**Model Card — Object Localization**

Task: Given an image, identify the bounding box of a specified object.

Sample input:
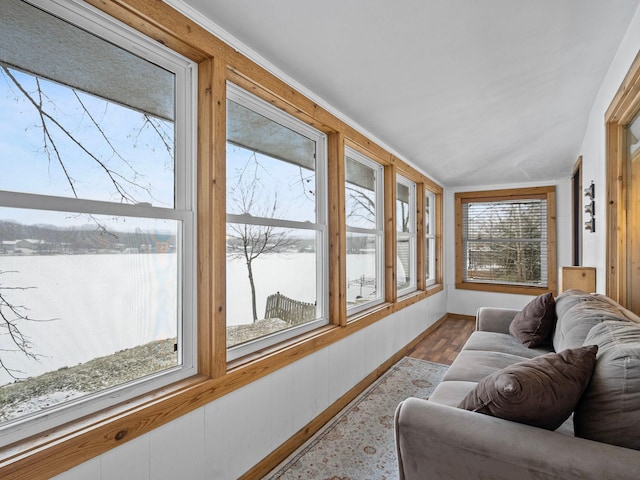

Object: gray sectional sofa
[394,289,640,480]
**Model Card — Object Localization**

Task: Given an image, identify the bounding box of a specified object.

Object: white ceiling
[174,0,640,187]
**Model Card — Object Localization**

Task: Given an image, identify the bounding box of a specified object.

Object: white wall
[52,291,446,480]
[445,179,572,316]
[579,5,640,292]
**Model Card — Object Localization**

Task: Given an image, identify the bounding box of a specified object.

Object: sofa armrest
[475,307,519,333]
[395,398,640,480]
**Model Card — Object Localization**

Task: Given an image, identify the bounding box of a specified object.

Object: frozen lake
[0,252,377,386]
[0,253,177,386]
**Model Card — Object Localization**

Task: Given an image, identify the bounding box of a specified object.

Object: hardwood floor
[408,314,476,365]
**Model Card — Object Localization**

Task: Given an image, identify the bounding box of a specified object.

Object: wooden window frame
[455,186,557,295]
[424,189,437,287]
[0,1,444,478]
[344,143,386,316]
[396,173,418,296]
[224,82,330,361]
[0,0,199,452]
[605,51,640,306]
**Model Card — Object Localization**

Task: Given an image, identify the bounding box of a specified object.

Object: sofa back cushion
[592,294,640,324]
[553,290,628,352]
[574,321,640,450]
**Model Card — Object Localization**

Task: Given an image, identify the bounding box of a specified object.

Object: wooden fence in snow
[264,292,316,326]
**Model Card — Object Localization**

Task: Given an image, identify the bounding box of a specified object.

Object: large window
[226,83,328,360]
[396,175,417,296]
[425,189,437,286]
[0,0,196,445]
[345,147,384,314]
[455,187,556,294]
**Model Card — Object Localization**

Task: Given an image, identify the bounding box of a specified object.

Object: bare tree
[227,152,296,322]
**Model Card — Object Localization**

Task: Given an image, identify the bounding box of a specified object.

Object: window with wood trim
[345,146,384,314]
[425,189,437,286]
[225,83,328,360]
[0,0,197,446]
[396,175,417,296]
[455,187,556,294]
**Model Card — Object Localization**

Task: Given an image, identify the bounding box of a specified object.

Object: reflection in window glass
[227,99,315,223]
[396,182,411,233]
[226,85,327,358]
[345,156,377,230]
[346,232,378,304]
[345,149,383,312]
[0,67,175,206]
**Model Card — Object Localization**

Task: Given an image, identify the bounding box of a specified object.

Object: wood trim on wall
[571,156,583,266]
[416,186,426,291]
[455,186,557,296]
[606,50,640,306]
[328,132,347,327]
[384,163,398,303]
[434,185,444,286]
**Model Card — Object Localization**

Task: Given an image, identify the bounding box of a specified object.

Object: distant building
[1,240,16,253]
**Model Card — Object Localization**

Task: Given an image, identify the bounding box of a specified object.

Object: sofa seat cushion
[442,349,531,383]
[459,346,598,430]
[575,321,640,450]
[429,380,478,407]
[463,331,552,359]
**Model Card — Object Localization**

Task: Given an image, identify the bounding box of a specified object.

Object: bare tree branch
[2,65,159,205]
[0,271,55,381]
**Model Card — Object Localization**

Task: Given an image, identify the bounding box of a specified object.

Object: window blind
[462,198,547,286]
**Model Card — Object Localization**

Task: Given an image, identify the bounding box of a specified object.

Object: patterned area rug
[264,357,448,480]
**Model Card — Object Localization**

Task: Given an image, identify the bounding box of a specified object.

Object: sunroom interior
[2,0,640,478]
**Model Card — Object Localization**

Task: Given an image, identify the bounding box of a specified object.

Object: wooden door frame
[606,51,640,306]
[572,156,583,266]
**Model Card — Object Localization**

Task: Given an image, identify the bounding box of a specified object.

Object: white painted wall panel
[54,457,101,480]
[203,388,238,479]
[101,435,150,480]
[268,363,295,449]
[149,410,206,480]
[52,292,444,480]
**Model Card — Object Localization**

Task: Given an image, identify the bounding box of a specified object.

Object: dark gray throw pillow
[459,345,598,430]
[509,292,556,347]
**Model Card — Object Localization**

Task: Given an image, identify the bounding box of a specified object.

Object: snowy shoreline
[0,338,176,422]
